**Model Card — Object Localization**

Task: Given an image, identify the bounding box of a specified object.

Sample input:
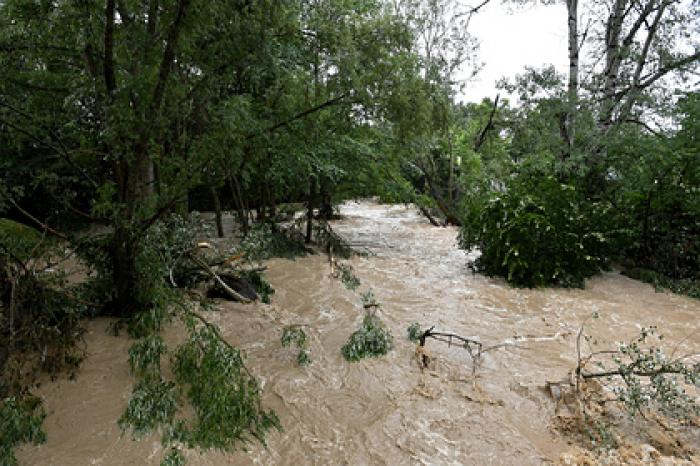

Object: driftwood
[188,253,252,303]
[207,274,259,301]
[419,326,484,373]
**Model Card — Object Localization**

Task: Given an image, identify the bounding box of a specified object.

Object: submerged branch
[187,252,252,303]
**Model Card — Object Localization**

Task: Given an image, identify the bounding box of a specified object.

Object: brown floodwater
[17,201,700,465]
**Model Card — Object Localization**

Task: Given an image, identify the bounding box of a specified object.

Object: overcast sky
[459,1,569,103]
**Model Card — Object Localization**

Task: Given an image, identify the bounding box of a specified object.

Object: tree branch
[474,94,499,152]
[187,253,252,303]
[248,93,349,140]
[7,198,69,241]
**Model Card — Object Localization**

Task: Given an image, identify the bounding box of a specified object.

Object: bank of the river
[18,201,700,465]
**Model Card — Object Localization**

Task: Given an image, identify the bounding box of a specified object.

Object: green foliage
[172,323,281,450]
[341,313,393,362]
[623,267,700,300]
[281,326,311,366]
[128,335,167,378]
[607,96,700,284]
[0,395,46,466]
[118,377,178,439]
[607,327,699,420]
[582,414,618,451]
[0,216,85,462]
[314,221,356,258]
[161,448,185,466]
[239,223,309,261]
[360,289,378,307]
[407,322,423,343]
[0,219,44,261]
[0,246,86,397]
[296,349,311,367]
[459,176,614,287]
[579,323,700,428]
[119,310,281,461]
[337,263,360,291]
[145,213,211,290]
[111,213,209,338]
[242,270,275,304]
[114,216,281,461]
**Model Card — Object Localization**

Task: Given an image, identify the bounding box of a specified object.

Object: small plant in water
[582,414,618,451]
[281,326,311,366]
[407,322,423,343]
[337,263,360,291]
[342,313,393,362]
[243,270,275,304]
[361,288,378,307]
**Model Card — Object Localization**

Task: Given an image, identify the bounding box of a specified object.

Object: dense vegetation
[0,0,698,463]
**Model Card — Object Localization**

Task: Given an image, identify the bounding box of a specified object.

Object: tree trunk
[265,180,276,219]
[111,224,139,317]
[228,175,249,237]
[447,131,455,204]
[319,182,333,220]
[210,185,224,238]
[565,0,579,155]
[305,177,316,243]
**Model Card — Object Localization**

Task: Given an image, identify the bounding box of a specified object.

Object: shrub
[459,176,614,287]
[407,322,422,342]
[342,313,393,362]
[0,219,45,261]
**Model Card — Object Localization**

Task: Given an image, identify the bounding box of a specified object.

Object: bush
[341,313,393,362]
[459,176,614,287]
[407,322,422,342]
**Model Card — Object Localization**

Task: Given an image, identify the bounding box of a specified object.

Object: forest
[0,0,699,464]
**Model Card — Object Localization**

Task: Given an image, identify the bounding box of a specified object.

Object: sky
[459,1,569,103]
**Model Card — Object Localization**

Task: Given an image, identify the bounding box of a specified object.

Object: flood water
[18,201,700,465]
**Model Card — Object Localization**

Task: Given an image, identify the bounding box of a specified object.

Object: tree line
[0,0,698,463]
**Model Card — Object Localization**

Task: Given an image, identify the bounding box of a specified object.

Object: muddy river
[17,201,700,465]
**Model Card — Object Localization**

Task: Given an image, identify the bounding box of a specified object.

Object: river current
[18,201,700,465]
